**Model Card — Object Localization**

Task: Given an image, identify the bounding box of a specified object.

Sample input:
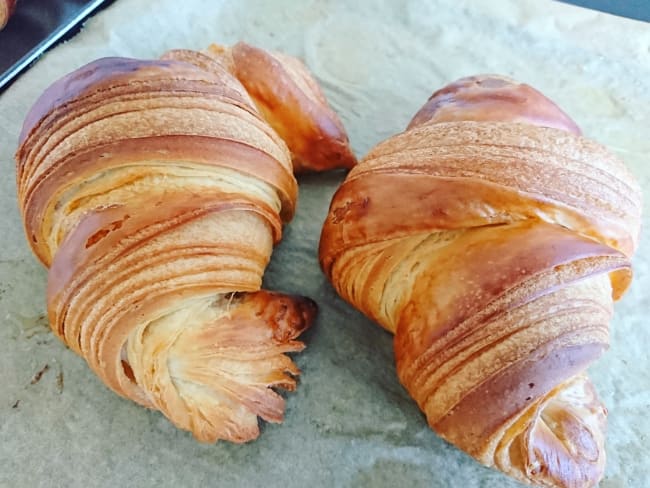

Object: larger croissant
[16,43,354,442]
[320,75,642,487]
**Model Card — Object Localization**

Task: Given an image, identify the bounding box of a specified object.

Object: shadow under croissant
[318,75,641,487]
[15,42,356,443]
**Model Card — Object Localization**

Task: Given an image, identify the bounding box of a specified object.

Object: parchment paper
[1,1,648,486]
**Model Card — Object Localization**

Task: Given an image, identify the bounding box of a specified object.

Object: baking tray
[0,0,115,92]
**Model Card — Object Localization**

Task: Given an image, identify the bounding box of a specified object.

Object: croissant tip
[408,73,582,135]
[291,294,318,327]
[240,290,318,342]
[121,290,314,444]
[228,40,356,173]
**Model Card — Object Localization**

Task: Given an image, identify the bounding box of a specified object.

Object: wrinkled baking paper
[1,1,648,486]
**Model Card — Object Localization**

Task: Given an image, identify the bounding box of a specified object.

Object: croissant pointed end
[236,289,318,342]
[488,375,607,488]
[125,291,316,444]
[282,293,318,335]
[230,41,356,172]
[522,378,606,488]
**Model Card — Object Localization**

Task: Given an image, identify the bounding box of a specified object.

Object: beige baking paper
[1,0,648,486]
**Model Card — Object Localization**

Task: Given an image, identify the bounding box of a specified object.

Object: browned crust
[161,48,251,103]
[392,222,630,369]
[320,123,641,277]
[408,74,581,134]
[15,57,265,189]
[46,192,282,313]
[231,41,357,172]
[433,342,604,455]
[19,58,200,145]
[16,57,262,174]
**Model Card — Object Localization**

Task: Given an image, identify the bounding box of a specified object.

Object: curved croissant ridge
[319,74,641,487]
[15,51,330,443]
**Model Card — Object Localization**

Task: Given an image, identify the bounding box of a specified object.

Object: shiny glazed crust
[319,75,642,487]
[16,55,320,443]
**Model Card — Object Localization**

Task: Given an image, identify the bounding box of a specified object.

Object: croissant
[14,42,355,442]
[0,0,16,29]
[319,75,642,487]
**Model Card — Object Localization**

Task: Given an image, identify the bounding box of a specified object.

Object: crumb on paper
[56,370,64,393]
[24,313,49,339]
[30,364,50,385]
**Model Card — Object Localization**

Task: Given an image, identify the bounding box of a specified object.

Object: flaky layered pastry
[0,0,16,29]
[14,45,354,442]
[320,75,642,487]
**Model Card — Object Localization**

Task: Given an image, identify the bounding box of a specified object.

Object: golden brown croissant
[0,0,16,29]
[15,53,326,443]
[319,75,642,487]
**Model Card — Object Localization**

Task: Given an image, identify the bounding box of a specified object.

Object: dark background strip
[560,0,650,22]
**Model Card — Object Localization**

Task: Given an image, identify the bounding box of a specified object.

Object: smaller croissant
[16,41,354,443]
[0,0,16,29]
[320,75,642,487]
